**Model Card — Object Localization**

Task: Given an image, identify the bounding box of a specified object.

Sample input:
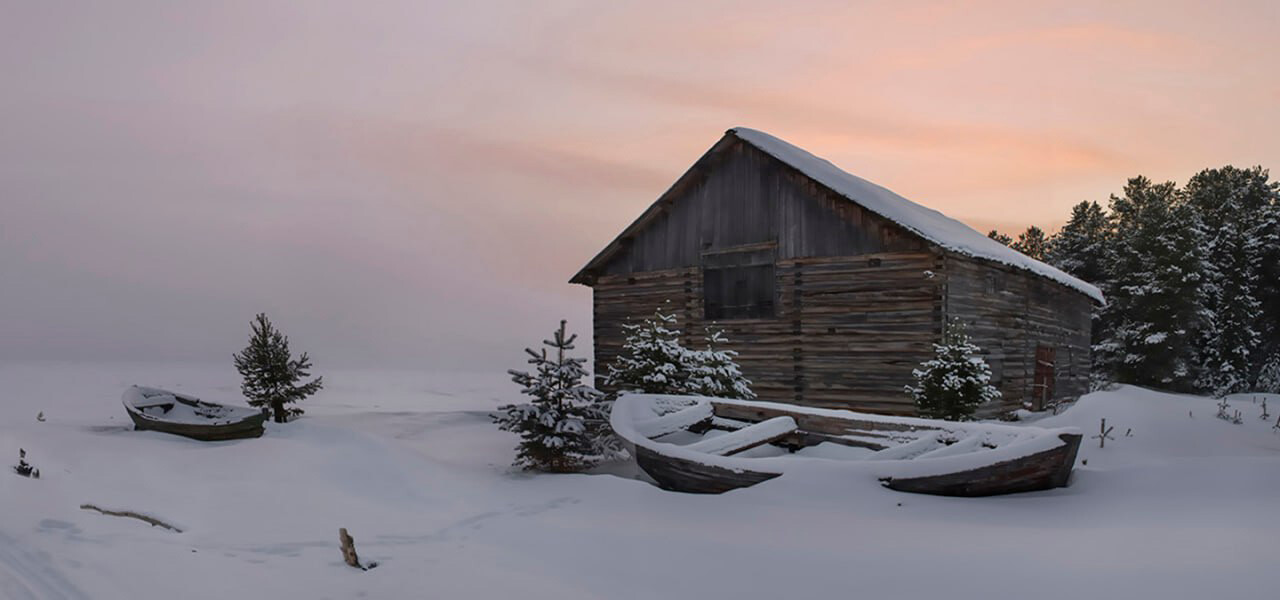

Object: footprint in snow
[513,497,581,517]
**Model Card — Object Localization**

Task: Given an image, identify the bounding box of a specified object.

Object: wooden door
[1033,346,1056,410]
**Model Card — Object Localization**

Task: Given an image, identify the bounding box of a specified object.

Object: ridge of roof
[727,127,1103,302]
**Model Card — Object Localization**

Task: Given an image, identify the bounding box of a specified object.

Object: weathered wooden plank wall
[600,140,921,276]
[942,255,1093,414]
[592,250,942,415]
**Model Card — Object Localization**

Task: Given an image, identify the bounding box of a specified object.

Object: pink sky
[3,1,1277,366]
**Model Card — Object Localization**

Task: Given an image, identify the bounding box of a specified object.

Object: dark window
[985,272,1005,294]
[704,264,776,320]
[988,356,1004,386]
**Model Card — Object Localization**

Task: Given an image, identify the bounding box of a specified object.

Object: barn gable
[572,128,1102,305]
[570,132,925,285]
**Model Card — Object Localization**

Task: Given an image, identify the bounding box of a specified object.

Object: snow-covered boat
[122,386,267,441]
[610,394,1083,496]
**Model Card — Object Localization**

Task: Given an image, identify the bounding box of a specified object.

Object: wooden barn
[570,128,1103,416]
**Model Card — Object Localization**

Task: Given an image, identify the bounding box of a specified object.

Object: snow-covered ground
[2,362,1278,600]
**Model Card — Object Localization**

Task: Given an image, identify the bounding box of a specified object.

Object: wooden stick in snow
[1092,418,1115,449]
[339,528,361,569]
[79,504,182,532]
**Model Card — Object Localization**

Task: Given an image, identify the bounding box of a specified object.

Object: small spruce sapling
[605,305,755,400]
[13,448,39,478]
[905,319,1002,421]
[232,313,324,423]
[495,320,612,473]
[683,326,756,400]
[605,306,690,395]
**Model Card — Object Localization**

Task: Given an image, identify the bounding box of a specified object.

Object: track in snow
[0,533,90,600]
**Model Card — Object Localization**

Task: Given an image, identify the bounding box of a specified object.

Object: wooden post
[339,528,360,569]
[1092,418,1114,449]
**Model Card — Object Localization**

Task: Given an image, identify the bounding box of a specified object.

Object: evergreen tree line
[988,166,1280,396]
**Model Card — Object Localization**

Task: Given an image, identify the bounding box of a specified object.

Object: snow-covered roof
[729,127,1104,302]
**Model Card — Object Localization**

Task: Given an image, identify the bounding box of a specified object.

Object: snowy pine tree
[1185,166,1277,393]
[683,327,756,400]
[906,319,1002,421]
[495,320,610,473]
[1255,193,1280,381]
[232,313,323,423]
[1098,177,1205,391]
[1194,216,1260,396]
[1011,225,1049,260]
[1257,354,1280,394]
[1046,201,1111,285]
[987,229,1013,246]
[605,305,755,399]
[1046,200,1113,384]
[604,306,691,395]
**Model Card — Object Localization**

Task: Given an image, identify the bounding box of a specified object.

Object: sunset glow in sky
[3,1,1278,367]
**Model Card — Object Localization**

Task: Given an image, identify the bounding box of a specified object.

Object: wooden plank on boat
[710,400,936,437]
[684,416,797,456]
[633,403,714,438]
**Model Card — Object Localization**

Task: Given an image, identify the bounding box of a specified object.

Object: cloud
[528,58,1132,180]
[2,1,1277,368]
[884,22,1199,71]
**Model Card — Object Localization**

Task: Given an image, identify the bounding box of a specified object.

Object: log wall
[598,139,923,277]
[942,255,1093,414]
[592,251,943,415]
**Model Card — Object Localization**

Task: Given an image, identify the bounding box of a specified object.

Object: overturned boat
[122,386,267,441]
[610,394,1082,496]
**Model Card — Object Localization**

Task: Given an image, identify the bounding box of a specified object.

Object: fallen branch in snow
[79,504,182,532]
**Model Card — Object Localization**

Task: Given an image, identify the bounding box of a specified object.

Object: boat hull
[635,445,780,494]
[122,386,267,441]
[125,408,267,441]
[614,395,1084,497]
[880,432,1082,497]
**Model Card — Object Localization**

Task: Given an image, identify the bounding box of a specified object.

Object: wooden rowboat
[610,394,1082,496]
[122,386,267,441]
